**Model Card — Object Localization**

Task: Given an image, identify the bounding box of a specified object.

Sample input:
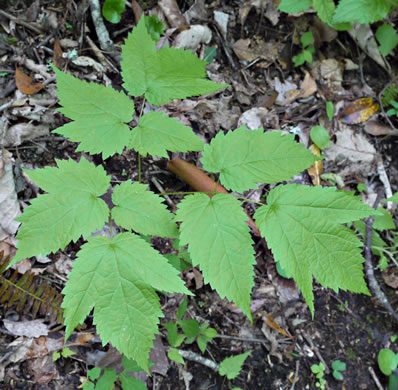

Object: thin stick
[289,359,300,390]
[0,10,43,35]
[365,192,398,323]
[176,349,219,372]
[368,366,384,390]
[87,0,121,62]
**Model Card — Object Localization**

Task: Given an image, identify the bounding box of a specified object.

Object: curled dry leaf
[339,98,379,124]
[158,0,186,28]
[174,25,212,50]
[52,37,64,69]
[15,68,45,95]
[308,144,323,186]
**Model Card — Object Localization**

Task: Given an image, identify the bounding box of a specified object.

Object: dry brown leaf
[15,67,45,95]
[266,315,292,338]
[158,0,186,28]
[364,119,398,136]
[308,144,323,186]
[52,37,64,69]
[131,0,143,24]
[339,98,379,124]
[382,268,398,289]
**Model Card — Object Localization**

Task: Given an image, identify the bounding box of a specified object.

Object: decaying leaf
[308,144,323,186]
[15,68,45,95]
[339,98,379,124]
[265,314,292,338]
[364,119,398,136]
[0,150,20,241]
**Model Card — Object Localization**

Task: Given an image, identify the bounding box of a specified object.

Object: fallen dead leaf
[364,119,398,136]
[308,144,323,186]
[158,0,186,28]
[265,314,292,338]
[238,107,269,129]
[174,25,212,50]
[339,98,379,124]
[349,23,387,70]
[52,37,64,69]
[382,268,398,289]
[15,67,45,95]
[131,0,143,24]
[4,123,49,147]
[0,149,20,241]
[3,319,49,338]
[325,126,376,165]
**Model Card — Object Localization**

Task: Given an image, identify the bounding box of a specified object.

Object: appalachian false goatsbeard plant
[10,17,379,371]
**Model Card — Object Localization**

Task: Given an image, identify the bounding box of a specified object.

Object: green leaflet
[129,111,204,158]
[11,159,110,266]
[385,192,398,203]
[218,351,252,380]
[112,181,178,238]
[102,0,125,23]
[62,233,191,372]
[53,68,134,158]
[333,0,392,24]
[312,0,335,25]
[201,127,319,192]
[176,193,255,320]
[254,184,380,315]
[121,17,228,105]
[278,0,311,13]
[376,23,398,57]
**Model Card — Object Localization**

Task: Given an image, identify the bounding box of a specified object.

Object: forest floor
[0,0,398,389]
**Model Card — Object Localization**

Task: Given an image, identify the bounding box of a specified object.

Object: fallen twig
[368,366,384,390]
[88,0,121,63]
[365,191,398,323]
[176,349,219,372]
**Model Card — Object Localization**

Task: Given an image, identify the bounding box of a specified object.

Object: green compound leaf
[12,158,110,266]
[129,111,204,158]
[62,233,191,371]
[312,0,336,25]
[112,181,178,238]
[218,350,252,380]
[254,185,379,315]
[176,193,255,320]
[53,67,134,158]
[376,23,398,57]
[278,0,311,13]
[333,0,392,24]
[121,17,228,105]
[102,0,125,23]
[201,127,319,192]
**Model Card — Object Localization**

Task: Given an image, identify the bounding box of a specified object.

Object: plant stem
[137,96,146,184]
[109,210,113,238]
[138,152,141,183]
